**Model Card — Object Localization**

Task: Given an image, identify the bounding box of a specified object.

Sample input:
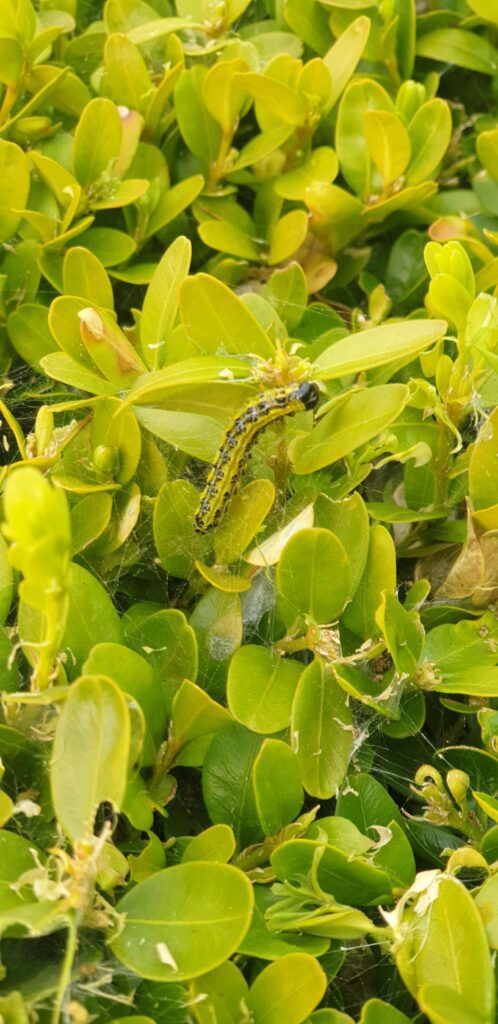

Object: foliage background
[2,0,498,1022]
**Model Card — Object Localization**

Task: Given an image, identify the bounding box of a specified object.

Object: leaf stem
[52,913,78,1024]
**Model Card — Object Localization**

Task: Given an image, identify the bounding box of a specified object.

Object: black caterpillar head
[294,381,320,410]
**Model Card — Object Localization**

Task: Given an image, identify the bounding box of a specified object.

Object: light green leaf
[111,861,254,981]
[202,722,263,847]
[291,658,352,799]
[290,384,409,473]
[182,824,236,864]
[235,72,307,126]
[277,528,352,627]
[104,32,151,110]
[268,210,309,266]
[63,247,114,310]
[0,140,30,243]
[180,273,274,357]
[189,962,248,1024]
[313,319,447,379]
[0,37,23,86]
[227,645,303,734]
[336,78,394,199]
[72,97,122,187]
[364,110,411,186]
[395,876,495,1023]
[406,99,452,186]
[40,352,116,396]
[254,739,303,835]
[245,954,327,1024]
[51,674,130,841]
[324,16,371,112]
[175,66,221,163]
[140,236,191,370]
[342,524,396,639]
[416,28,498,74]
[154,480,211,579]
[284,0,332,56]
[145,175,205,238]
[419,984,490,1024]
[198,219,261,261]
[467,0,498,26]
[215,479,276,564]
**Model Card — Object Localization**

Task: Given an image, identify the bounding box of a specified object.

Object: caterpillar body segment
[193,381,320,534]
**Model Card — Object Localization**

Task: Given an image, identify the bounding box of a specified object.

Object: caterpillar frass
[193,380,320,534]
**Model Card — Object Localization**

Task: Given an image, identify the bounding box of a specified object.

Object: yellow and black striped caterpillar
[193,381,320,534]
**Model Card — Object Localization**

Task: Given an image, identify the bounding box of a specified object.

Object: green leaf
[189,962,248,1024]
[238,886,330,960]
[72,97,122,187]
[253,738,303,835]
[203,59,248,133]
[180,273,274,357]
[291,658,352,799]
[395,876,495,1022]
[0,140,30,243]
[145,175,205,238]
[63,247,114,309]
[336,773,404,830]
[473,790,498,824]
[198,219,261,262]
[171,678,231,749]
[364,110,411,187]
[323,16,371,111]
[272,838,392,906]
[342,524,396,639]
[20,562,123,678]
[7,304,57,367]
[214,478,276,564]
[175,66,222,163]
[0,37,23,86]
[277,528,352,627]
[284,0,332,56]
[236,72,307,126]
[406,99,452,186]
[467,0,498,26]
[290,384,409,473]
[51,674,130,841]
[314,493,369,598]
[136,407,222,462]
[359,1001,412,1024]
[140,236,191,369]
[375,592,424,676]
[0,535,13,627]
[40,352,116,395]
[313,319,446,379]
[227,645,303,734]
[336,79,394,199]
[419,985,490,1024]
[154,479,211,579]
[82,642,167,754]
[202,722,263,847]
[104,32,151,110]
[268,210,309,266]
[70,492,113,554]
[475,873,498,948]
[124,607,197,713]
[111,861,254,981]
[416,28,498,74]
[245,954,327,1024]
[469,408,498,511]
[76,226,137,266]
[182,824,236,864]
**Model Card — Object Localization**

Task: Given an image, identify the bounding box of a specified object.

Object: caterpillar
[193,380,320,534]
